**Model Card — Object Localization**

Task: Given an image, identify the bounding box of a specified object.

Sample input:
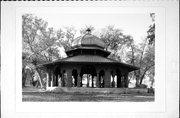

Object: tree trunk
[36,69,44,88]
[139,73,146,85]
[22,67,26,87]
[139,66,153,85]
[136,38,147,87]
[135,70,140,87]
[150,78,154,88]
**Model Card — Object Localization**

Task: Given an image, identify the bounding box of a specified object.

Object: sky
[35,13,152,44]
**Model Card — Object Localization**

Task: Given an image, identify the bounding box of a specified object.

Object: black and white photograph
[22,13,155,102]
[1,1,179,118]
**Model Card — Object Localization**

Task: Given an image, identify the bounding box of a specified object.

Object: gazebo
[37,29,139,89]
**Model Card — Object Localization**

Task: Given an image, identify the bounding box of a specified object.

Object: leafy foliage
[22,14,65,64]
[22,14,155,88]
[22,14,65,88]
[147,13,155,45]
[61,27,76,51]
[100,26,134,61]
[136,39,155,86]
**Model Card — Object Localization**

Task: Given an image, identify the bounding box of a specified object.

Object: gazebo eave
[37,59,139,72]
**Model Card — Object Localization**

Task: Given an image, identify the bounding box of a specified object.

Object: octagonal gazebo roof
[71,29,106,49]
[37,28,139,72]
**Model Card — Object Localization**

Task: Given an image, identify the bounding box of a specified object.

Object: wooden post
[62,71,66,87]
[92,76,94,88]
[104,70,111,88]
[66,69,72,87]
[80,75,83,87]
[87,74,89,87]
[48,71,51,87]
[117,74,121,88]
[74,76,77,87]
[77,71,81,87]
[58,75,61,87]
[64,71,68,87]
[112,76,115,88]
[51,73,53,87]
[96,73,100,88]
[124,73,129,88]
[46,72,49,89]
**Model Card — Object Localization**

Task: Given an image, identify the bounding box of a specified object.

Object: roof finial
[86,28,91,34]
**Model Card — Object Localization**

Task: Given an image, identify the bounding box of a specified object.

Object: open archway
[111,71,117,88]
[99,70,105,88]
[54,66,62,87]
[72,69,78,87]
[80,65,97,88]
[116,68,122,88]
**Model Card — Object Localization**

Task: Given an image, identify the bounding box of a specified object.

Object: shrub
[137,84,147,88]
[148,87,154,94]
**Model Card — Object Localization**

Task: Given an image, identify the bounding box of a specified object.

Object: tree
[100,26,134,61]
[133,13,156,87]
[124,40,139,84]
[22,14,64,88]
[124,36,155,87]
[22,14,46,88]
[147,13,155,45]
[60,26,76,51]
[22,14,155,88]
[134,38,155,87]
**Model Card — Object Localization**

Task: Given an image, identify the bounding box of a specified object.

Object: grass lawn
[22,92,154,102]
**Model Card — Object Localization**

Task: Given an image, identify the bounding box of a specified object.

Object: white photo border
[15,5,166,113]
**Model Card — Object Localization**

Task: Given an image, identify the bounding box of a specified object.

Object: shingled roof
[71,34,106,49]
[37,29,139,72]
[37,55,139,72]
